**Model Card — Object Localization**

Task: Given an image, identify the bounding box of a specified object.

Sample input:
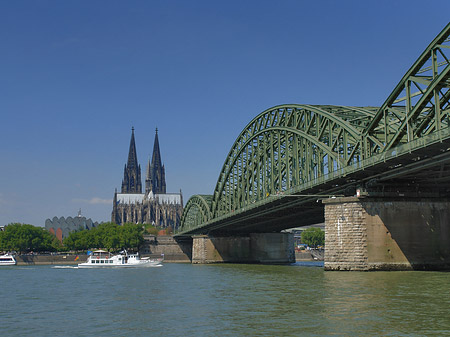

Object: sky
[1,1,449,226]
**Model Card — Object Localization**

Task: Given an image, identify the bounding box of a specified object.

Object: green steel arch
[179,194,212,232]
[209,104,376,218]
[364,22,450,154]
[179,23,450,235]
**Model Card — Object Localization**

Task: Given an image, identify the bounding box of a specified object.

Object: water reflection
[322,271,450,335]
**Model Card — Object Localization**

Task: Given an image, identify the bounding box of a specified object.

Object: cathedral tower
[145,128,166,194]
[112,127,182,228]
[121,127,142,194]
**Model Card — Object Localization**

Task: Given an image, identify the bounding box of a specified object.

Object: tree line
[0,222,158,254]
[1,221,325,254]
[63,222,143,252]
[0,223,61,253]
[301,227,325,248]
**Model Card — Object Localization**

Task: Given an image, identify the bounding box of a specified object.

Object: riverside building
[45,210,100,243]
[111,128,183,229]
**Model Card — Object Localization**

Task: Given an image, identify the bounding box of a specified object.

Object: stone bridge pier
[191,233,295,264]
[323,196,450,271]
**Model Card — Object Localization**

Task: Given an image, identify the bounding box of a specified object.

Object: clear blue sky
[1,1,449,226]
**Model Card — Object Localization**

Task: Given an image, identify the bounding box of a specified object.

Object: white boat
[78,250,163,268]
[0,254,17,266]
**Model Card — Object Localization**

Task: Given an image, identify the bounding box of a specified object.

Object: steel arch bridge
[178,23,450,236]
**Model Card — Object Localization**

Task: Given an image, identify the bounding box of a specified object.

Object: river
[1,262,449,336]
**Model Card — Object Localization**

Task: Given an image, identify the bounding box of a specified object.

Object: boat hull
[0,255,17,266]
[77,250,163,268]
[0,262,16,266]
[78,260,162,268]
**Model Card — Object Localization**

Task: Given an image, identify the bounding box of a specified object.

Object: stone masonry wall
[324,198,368,271]
[191,233,294,264]
[192,235,208,263]
[324,197,450,271]
[140,235,191,262]
[16,254,88,265]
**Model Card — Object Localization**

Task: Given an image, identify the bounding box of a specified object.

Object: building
[45,210,100,243]
[111,128,183,229]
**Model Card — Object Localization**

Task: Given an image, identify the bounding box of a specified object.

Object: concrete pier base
[192,233,295,264]
[323,197,450,271]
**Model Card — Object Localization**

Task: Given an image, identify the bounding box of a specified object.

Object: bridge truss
[179,23,450,236]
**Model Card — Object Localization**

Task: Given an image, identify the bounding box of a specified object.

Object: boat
[78,250,163,268]
[0,254,17,266]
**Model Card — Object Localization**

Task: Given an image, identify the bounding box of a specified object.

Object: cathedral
[111,128,183,229]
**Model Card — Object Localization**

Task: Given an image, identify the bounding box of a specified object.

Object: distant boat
[0,254,17,266]
[78,250,163,268]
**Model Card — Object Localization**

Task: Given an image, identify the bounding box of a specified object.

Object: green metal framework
[180,195,212,232]
[364,23,450,153]
[210,104,375,218]
[179,23,450,235]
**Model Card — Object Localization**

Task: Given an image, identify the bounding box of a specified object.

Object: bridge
[177,23,450,270]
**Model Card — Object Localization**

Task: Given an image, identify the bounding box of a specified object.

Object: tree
[143,223,159,236]
[301,227,325,248]
[0,223,61,253]
[120,223,144,250]
[63,230,89,251]
[62,222,144,252]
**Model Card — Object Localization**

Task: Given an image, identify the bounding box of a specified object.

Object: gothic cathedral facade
[111,128,183,229]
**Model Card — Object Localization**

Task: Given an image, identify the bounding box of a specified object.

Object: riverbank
[15,252,188,265]
[16,254,87,265]
[295,250,324,261]
[14,248,321,265]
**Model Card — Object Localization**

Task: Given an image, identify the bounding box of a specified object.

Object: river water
[1,262,450,336]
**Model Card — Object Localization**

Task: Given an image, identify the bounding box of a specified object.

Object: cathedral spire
[121,127,142,193]
[145,156,151,194]
[146,128,166,194]
[152,128,162,169]
[127,127,138,169]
